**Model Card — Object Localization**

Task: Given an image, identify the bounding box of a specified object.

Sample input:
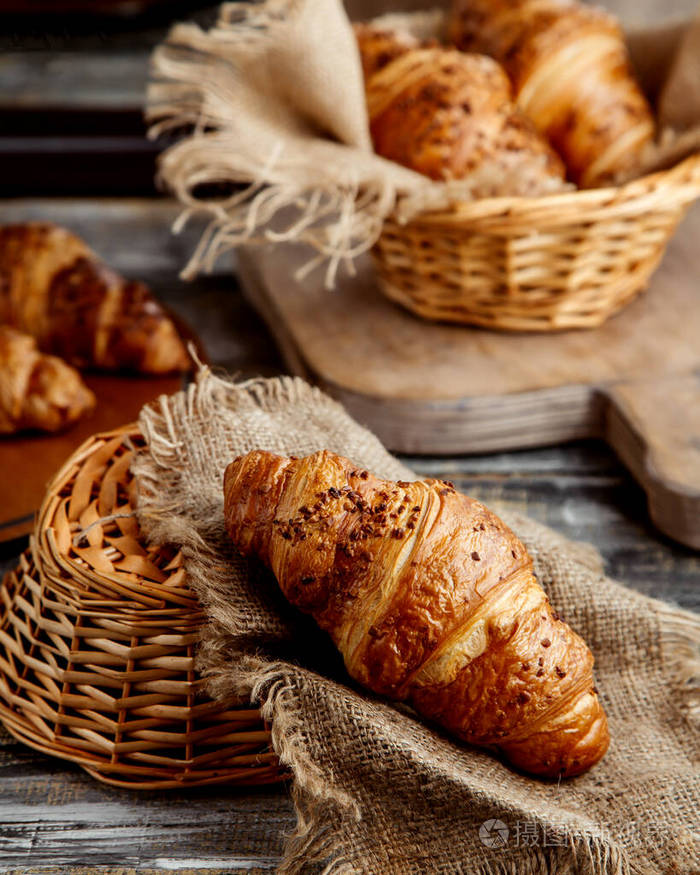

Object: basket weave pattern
[372,154,700,331]
[0,426,282,789]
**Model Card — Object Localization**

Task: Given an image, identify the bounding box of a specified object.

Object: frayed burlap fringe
[197,642,636,875]
[146,0,417,286]
[657,604,700,722]
[133,368,700,875]
[146,0,568,287]
[201,645,362,875]
[146,1,700,285]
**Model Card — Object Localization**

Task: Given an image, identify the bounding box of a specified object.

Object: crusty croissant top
[224,449,609,778]
[0,223,190,373]
[448,0,654,186]
[354,23,565,188]
[0,325,95,434]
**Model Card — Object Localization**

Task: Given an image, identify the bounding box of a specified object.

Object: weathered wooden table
[0,198,698,873]
[1,1,699,869]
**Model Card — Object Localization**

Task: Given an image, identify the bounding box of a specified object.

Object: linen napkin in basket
[147,0,700,286]
[132,369,699,875]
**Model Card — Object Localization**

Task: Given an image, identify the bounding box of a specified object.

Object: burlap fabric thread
[132,369,699,875]
[146,0,700,286]
[145,0,574,286]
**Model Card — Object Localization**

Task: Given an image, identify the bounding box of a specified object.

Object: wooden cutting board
[236,202,700,549]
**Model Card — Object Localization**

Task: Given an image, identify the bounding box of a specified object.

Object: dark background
[1,0,696,195]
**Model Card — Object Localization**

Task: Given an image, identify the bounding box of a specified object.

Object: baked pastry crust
[448,0,655,186]
[224,448,610,778]
[0,223,190,374]
[355,24,566,187]
[0,325,95,433]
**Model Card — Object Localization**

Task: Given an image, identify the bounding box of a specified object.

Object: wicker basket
[372,153,700,331]
[0,425,283,789]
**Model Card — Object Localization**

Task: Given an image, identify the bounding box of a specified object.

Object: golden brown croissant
[0,223,190,374]
[448,0,655,187]
[0,325,95,434]
[354,24,566,189]
[354,21,428,80]
[224,449,609,778]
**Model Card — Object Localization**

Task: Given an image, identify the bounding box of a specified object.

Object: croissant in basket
[354,23,566,194]
[0,223,190,374]
[224,449,609,778]
[448,0,655,187]
[0,325,95,434]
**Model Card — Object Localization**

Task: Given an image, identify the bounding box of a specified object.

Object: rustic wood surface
[1,4,698,872]
[0,0,695,196]
[236,197,700,548]
[604,374,700,548]
[237,216,700,404]
[0,198,698,873]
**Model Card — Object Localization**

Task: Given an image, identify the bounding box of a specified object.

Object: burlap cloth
[147,0,700,286]
[132,369,700,875]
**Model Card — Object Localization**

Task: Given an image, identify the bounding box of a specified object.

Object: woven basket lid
[0,425,282,789]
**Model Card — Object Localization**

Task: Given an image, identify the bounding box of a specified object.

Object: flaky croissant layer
[448,0,655,186]
[354,23,566,190]
[0,325,95,433]
[224,449,609,778]
[0,223,190,374]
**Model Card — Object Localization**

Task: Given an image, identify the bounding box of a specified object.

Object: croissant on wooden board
[354,23,567,193]
[448,0,655,187]
[0,325,95,434]
[224,449,610,779]
[0,223,190,374]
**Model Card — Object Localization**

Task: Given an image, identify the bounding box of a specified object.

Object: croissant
[448,0,655,187]
[0,325,95,434]
[354,24,566,191]
[0,223,190,374]
[224,449,609,778]
[354,21,427,81]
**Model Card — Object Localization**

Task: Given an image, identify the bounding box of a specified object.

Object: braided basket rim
[396,153,700,228]
[373,152,700,331]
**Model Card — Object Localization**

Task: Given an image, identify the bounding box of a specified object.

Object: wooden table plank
[0,198,697,873]
[412,447,700,611]
[0,728,291,871]
[0,1,694,115]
